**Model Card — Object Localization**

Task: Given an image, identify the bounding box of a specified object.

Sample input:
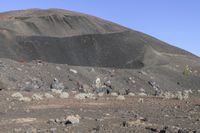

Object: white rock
[138,98,144,103]
[140,71,147,75]
[56,66,61,70]
[74,93,87,100]
[44,93,54,99]
[98,92,104,97]
[105,113,110,116]
[175,91,184,100]
[116,95,125,100]
[139,88,145,92]
[95,78,101,89]
[75,93,96,100]
[129,77,136,84]
[182,92,189,100]
[128,92,135,96]
[51,89,62,94]
[59,92,69,99]
[12,92,23,99]
[161,92,175,99]
[16,68,22,71]
[198,90,200,93]
[184,89,193,94]
[111,92,118,97]
[168,91,189,100]
[107,80,111,84]
[66,115,80,124]
[69,69,78,74]
[32,94,43,101]
[19,97,31,102]
[138,92,147,96]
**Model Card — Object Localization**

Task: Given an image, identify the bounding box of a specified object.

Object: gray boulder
[51,78,64,90]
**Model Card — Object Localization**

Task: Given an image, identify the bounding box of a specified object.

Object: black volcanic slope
[0,9,199,69]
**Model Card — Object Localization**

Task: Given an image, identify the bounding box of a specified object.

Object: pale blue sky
[1,0,199,56]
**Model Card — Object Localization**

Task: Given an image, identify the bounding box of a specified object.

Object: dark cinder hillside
[0,8,200,91]
[0,9,198,68]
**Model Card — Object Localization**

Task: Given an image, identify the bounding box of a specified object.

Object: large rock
[50,78,64,90]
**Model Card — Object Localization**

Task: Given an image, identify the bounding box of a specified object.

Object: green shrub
[183,65,192,76]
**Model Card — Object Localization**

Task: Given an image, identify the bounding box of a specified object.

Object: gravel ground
[0,90,200,133]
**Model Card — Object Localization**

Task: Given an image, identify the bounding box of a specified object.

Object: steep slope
[0,9,198,69]
[0,9,200,92]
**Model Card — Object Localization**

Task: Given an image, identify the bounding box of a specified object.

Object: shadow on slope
[0,31,197,69]
[0,31,145,69]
